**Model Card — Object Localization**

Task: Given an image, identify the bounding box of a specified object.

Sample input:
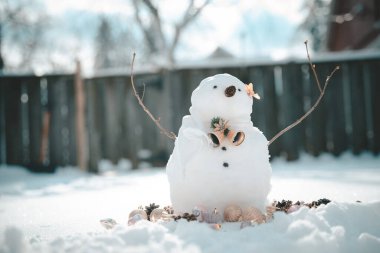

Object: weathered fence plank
[124,79,140,168]
[27,77,42,166]
[47,77,64,167]
[4,78,23,165]
[74,63,87,170]
[0,77,6,164]
[368,59,380,154]
[324,62,347,155]
[262,66,281,158]
[20,80,30,165]
[115,77,128,162]
[103,78,120,163]
[95,79,108,161]
[85,79,102,172]
[132,73,165,163]
[304,63,328,156]
[348,61,368,154]
[279,63,304,160]
[145,78,165,162]
[248,67,266,131]
[136,75,154,153]
[168,70,185,133]
[47,76,76,168]
[66,77,77,165]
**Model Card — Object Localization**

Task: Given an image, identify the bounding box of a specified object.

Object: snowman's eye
[238,88,241,92]
[213,85,217,89]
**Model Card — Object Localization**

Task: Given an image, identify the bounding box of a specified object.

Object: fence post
[85,79,101,172]
[75,61,88,171]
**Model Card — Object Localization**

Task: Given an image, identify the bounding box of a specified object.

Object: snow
[1,152,380,253]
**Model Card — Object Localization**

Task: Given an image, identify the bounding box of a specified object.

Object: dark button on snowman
[166,74,271,214]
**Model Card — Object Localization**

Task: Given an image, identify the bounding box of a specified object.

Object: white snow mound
[0,152,380,253]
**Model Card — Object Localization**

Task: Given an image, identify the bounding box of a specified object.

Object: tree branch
[132,0,156,53]
[140,0,166,51]
[169,0,211,61]
[141,0,159,18]
[132,0,166,54]
[130,53,177,140]
[268,41,340,146]
[182,0,211,28]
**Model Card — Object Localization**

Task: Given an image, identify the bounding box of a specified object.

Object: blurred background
[0,0,379,173]
[0,0,328,74]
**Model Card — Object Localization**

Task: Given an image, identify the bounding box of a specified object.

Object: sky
[8,0,309,75]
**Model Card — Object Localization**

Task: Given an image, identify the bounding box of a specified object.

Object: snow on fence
[0,53,379,172]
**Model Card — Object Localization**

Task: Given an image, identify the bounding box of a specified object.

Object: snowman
[166,73,271,214]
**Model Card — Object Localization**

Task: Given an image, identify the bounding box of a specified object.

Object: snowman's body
[166,74,271,213]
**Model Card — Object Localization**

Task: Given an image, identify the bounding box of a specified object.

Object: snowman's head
[190,73,253,123]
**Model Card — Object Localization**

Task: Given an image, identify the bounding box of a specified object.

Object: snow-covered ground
[0,152,379,253]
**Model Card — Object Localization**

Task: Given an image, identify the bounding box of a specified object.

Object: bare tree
[132,0,211,64]
[299,0,332,51]
[94,17,114,70]
[0,0,48,71]
[93,15,139,71]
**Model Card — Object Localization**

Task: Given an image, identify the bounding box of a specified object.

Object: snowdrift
[0,153,379,253]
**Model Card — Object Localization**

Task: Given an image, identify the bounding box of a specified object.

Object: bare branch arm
[268,41,340,146]
[305,40,322,93]
[130,53,177,140]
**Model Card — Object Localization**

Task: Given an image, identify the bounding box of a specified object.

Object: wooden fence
[0,75,78,172]
[0,52,379,172]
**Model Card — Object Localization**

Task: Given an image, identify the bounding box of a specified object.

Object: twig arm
[268,41,340,146]
[130,53,177,140]
[305,40,323,93]
[268,66,339,146]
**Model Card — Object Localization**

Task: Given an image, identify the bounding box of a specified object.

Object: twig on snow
[268,41,340,146]
[130,53,177,140]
